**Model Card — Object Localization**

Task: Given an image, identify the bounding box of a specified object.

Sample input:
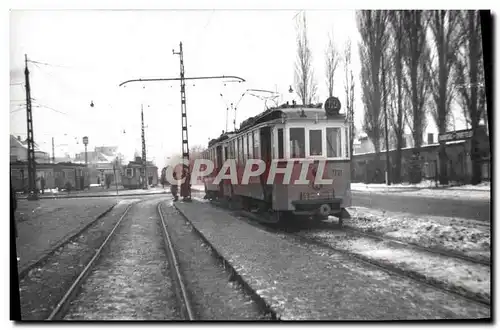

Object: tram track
[47,203,136,320]
[18,202,118,281]
[199,196,490,309]
[38,197,272,320]
[341,225,490,266]
[157,203,195,320]
[45,199,189,320]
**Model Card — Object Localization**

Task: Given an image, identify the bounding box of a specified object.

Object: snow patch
[117,199,141,205]
[351,181,490,201]
[191,184,205,191]
[346,206,490,262]
[306,233,490,303]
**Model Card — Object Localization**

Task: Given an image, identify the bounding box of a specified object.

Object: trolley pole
[141,105,148,190]
[25,54,38,201]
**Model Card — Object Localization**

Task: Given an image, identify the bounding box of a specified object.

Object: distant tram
[200,97,352,226]
[121,157,159,189]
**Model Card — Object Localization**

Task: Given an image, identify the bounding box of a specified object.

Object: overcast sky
[9,6,473,167]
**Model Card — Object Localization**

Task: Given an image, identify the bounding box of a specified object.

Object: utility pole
[141,104,148,190]
[118,52,245,197]
[173,42,191,200]
[25,54,38,200]
[52,137,55,163]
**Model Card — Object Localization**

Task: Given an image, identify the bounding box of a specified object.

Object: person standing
[40,175,45,194]
[180,165,191,201]
[171,170,179,201]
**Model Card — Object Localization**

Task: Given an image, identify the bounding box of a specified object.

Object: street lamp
[83,136,89,165]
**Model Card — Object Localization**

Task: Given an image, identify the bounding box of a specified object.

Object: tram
[200,97,352,225]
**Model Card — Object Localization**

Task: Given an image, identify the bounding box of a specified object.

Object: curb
[18,202,118,279]
[171,202,279,321]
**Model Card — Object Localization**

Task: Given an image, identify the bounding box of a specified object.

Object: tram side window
[248,132,253,159]
[309,129,323,156]
[289,128,305,158]
[238,137,242,163]
[253,130,260,159]
[326,127,342,158]
[277,128,284,159]
[243,134,247,161]
[232,140,236,160]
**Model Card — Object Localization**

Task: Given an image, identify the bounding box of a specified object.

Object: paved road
[351,191,490,222]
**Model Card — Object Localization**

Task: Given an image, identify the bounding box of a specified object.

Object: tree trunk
[394,12,404,184]
[469,11,482,184]
[437,11,449,185]
[382,51,391,185]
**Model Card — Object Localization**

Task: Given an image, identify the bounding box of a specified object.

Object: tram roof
[206,101,347,149]
[238,103,346,132]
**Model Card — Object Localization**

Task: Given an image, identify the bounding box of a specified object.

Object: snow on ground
[352,180,490,190]
[191,184,205,191]
[345,206,490,262]
[117,199,141,205]
[303,232,490,303]
[351,181,491,201]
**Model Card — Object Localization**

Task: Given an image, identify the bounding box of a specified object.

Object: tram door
[216,145,224,196]
[260,127,272,203]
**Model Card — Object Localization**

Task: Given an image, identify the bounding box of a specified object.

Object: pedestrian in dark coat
[180,166,191,201]
[171,171,179,201]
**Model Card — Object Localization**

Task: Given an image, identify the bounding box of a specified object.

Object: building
[121,156,159,189]
[10,161,90,192]
[10,135,50,163]
[74,146,124,185]
[352,126,490,184]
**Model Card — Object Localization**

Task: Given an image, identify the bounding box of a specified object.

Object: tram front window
[289,127,305,158]
[326,127,342,158]
[309,129,323,156]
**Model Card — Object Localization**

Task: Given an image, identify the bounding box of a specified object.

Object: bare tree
[454,10,486,184]
[357,10,390,160]
[428,10,463,184]
[343,38,356,165]
[402,11,431,153]
[386,10,406,183]
[294,12,317,105]
[325,30,341,97]
[381,37,391,184]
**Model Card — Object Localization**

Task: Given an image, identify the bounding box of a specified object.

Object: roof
[10,135,45,152]
[208,131,236,147]
[127,160,158,168]
[10,135,25,149]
